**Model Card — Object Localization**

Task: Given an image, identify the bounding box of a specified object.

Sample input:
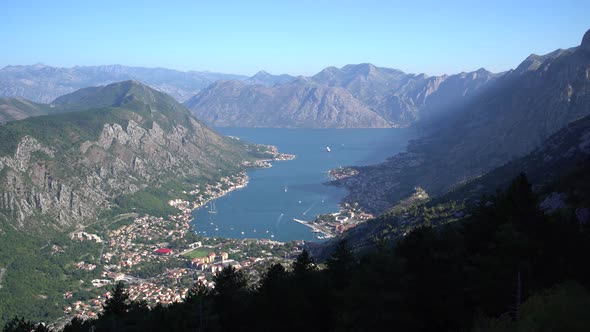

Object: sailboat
[208,201,217,214]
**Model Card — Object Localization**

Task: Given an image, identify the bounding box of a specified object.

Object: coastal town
[293,202,374,239]
[55,144,380,321]
[328,166,359,180]
[60,145,300,319]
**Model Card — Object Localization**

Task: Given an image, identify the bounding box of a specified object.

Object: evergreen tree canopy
[102,282,130,317]
[292,249,316,276]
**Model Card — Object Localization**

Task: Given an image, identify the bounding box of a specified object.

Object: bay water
[191,128,418,242]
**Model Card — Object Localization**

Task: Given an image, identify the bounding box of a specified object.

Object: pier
[292,218,335,239]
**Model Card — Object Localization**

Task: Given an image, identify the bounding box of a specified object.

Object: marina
[292,218,335,239]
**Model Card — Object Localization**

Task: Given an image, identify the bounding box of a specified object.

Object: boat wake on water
[275,213,284,229]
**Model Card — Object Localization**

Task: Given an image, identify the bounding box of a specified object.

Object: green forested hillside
[6,174,590,332]
[0,98,50,123]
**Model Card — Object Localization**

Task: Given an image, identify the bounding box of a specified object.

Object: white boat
[325,146,331,152]
[208,201,217,214]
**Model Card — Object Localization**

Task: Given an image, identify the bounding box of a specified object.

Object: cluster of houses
[126,281,189,305]
[190,251,244,273]
[170,173,250,214]
[75,261,97,271]
[64,299,102,318]
[103,215,191,269]
[71,231,103,243]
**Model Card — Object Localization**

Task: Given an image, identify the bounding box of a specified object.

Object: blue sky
[1,0,588,76]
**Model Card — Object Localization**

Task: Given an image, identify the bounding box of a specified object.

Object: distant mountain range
[184,79,392,128]
[1,62,500,128]
[185,63,499,128]
[0,64,247,103]
[331,29,590,213]
[244,70,297,86]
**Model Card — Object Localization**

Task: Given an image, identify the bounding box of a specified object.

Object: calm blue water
[191,128,418,242]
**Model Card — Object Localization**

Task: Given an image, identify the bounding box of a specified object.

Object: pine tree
[62,317,92,332]
[2,317,36,332]
[292,250,316,276]
[185,282,211,304]
[326,240,355,289]
[102,281,130,317]
[213,266,247,297]
[213,266,250,330]
[259,263,288,293]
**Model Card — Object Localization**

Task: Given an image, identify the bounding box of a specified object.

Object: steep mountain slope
[325,110,590,258]
[185,79,392,128]
[0,81,256,231]
[185,63,499,128]
[331,29,590,213]
[312,64,499,123]
[0,98,50,123]
[0,64,246,103]
[444,114,590,203]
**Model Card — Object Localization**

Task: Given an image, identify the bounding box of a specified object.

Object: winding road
[0,267,6,290]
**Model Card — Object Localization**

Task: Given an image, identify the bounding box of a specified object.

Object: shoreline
[168,147,296,237]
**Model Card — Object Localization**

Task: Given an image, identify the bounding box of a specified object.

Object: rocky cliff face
[0,81,248,231]
[331,29,590,213]
[185,80,392,128]
[185,63,500,128]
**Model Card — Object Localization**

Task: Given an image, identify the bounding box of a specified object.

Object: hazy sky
[1,0,588,76]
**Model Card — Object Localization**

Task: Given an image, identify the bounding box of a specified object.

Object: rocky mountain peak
[353,63,377,75]
[582,28,590,51]
[252,70,270,77]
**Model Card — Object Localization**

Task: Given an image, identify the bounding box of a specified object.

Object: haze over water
[192,128,418,242]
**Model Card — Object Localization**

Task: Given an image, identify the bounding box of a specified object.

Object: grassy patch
[183,248,210,259]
